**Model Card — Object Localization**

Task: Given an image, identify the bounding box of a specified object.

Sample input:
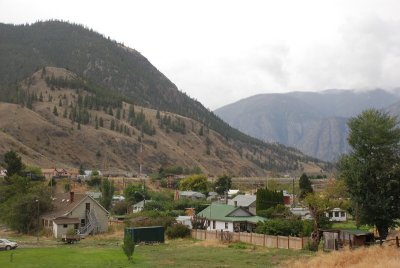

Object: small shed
[323,229,374,250]
[125,226,165,244]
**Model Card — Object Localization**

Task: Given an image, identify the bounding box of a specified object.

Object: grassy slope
[0,239,312,268]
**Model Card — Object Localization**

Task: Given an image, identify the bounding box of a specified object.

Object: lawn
[0,239,313,267]
[331,220,372,231]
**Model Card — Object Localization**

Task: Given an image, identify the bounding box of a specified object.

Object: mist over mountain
[215,89,400,162]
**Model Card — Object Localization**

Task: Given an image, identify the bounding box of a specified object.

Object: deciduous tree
[339,109,400,239]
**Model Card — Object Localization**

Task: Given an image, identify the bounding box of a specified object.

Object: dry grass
[289,246,400,268]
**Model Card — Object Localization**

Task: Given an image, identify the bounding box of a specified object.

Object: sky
[1,0,400,109]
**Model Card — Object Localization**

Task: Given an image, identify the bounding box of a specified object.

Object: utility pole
[36,199,39,243]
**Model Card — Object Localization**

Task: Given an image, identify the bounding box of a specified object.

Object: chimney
[234,201,237,207]
[70,191,74,203]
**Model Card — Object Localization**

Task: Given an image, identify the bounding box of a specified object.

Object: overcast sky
[1,0,400,109]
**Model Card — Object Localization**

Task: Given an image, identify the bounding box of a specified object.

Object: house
[41,192,109,238]
[132,200,152,213]
[85,191,102,200]
[326,208,347,222]
[197,203,266,232]
[283,190,292,206]
[228,195,256,214]
[290,207,312,220]
[42,168,78,180]
[177,191,206,200]
[207,192,219,201]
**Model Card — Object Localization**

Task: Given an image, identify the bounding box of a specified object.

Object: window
[341,211,346,217]
[225,222,228,229]
[213,221,216,229]
[335,211,339,217]
[63,224,68,228]
[81,219,85,227]
[329,212,333,218]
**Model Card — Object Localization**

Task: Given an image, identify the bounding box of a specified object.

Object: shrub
[122,235,135,261]
[166,224,190,239]
[255,218,304,236]
[112,200,129,215]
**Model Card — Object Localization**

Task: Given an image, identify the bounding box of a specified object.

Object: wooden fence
[191,229,308,250]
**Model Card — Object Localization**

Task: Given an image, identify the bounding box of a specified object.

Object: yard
[0,237,314,267]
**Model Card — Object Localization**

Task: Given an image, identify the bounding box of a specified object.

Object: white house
[132,200,152,213]
[176,216,193,228]
[197,203,266,232]
[326,208,347,222]
[41,192,109,238]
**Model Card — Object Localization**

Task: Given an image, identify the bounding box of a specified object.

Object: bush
[166,224,190,239]
[112,200,129,215]
[255,218,304,237]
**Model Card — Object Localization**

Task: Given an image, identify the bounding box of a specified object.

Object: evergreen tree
[100,178,115,210]
[99,117,104,127]
[299,173,313,199]
[116,108,121,120]
[95,115,99,129]
[110,119,115,130]
[53,105,58,116]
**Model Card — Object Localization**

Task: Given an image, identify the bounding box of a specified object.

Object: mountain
[215,90,400,162]
[0,21,327,175]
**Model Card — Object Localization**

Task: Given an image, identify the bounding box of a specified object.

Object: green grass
[0,239,313,267]
[331,220,372,231]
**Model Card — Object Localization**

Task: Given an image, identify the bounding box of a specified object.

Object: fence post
[301,237,304,249]
[276,236,279,248]
[205,230,207,240]
[263,234,266,247]
[250,232,253,244]
[396,236,399,248]
[288,236,290,249]
[239,231,240,242]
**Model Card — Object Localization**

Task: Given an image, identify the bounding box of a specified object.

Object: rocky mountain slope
[0,67,327,176]
[215,90,400,161]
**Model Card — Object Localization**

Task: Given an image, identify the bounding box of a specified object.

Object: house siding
[208,221,234,232]
[53,223,77,239]
[68,197,109,233]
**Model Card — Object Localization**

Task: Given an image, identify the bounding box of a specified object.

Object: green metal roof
[197,203,267,223]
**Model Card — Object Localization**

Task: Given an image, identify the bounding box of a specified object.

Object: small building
[322,229,374,250]
[290,207,312,220]
[177,191,206,200]
[0,169,6,178]
[283,190,292,206]
[227,189,240,197]
[228,195,256,214]
[176,216,193,228]
[326,208,347,222]
[132,200,152,213]
[197,203,266,232]
[41,192,109,238]
[207,192,219,201]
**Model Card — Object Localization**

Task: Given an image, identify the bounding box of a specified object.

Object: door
[86,203,90,212]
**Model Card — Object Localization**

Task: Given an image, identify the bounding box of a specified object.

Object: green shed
[125,226,165,244]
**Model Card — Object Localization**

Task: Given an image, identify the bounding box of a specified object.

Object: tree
[214,175,232,195]
[339,109,400,239]
[124,183,149,205]
[299,173,313,199]
[53,105,58,116]
[256,187,283,213]
[303,193,332,251]
[4,150,23,177]
[122,234,135,261]
[100,178,115,210]
[99,117,104,127]
[179,174,208,192]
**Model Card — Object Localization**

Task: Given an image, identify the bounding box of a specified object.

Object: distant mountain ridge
[215,89,400,162]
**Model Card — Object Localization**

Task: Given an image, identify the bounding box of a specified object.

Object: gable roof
[41,192,109,220]
[197,203,266,223]
[228,195,256,207]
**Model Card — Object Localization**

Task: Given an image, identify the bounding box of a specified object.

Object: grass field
[0,238,313,267]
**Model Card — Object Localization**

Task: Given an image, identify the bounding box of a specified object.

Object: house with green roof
[197,203,267,232]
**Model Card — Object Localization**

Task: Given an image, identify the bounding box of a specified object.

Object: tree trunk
[376,223,389,240]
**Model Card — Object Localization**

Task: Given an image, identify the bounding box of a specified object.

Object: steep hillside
[0,68,327,175]
[0,20,325,173]
[215,90,400,161]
